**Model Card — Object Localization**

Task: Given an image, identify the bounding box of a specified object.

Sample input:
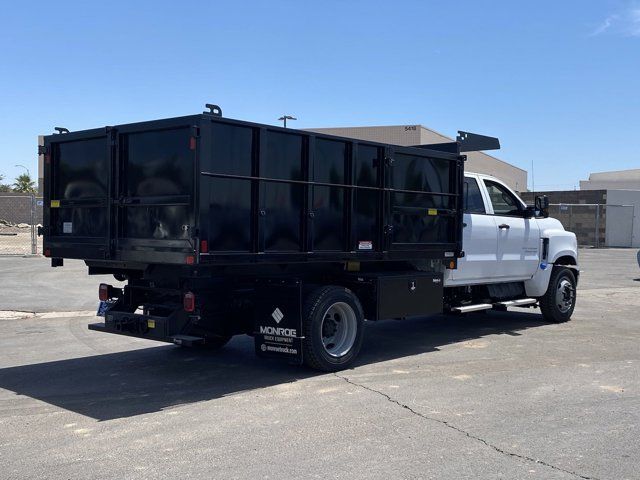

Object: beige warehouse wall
[308,125,423,147]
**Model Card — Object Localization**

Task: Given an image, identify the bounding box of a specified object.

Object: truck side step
[451,298,538,314]
[492,298,538,311]
[170,334,205,347]
[452,303,493,313]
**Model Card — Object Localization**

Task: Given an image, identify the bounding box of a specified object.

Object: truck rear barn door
[115,124,196,261]
[45,130,112,260]
[45,118,198,263]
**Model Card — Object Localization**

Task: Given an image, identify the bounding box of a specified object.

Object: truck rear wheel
[539,267,576,323]
[302,286,364,372]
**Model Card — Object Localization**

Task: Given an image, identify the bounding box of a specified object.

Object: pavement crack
[334,373,598,480]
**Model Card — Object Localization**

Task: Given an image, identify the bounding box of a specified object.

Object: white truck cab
[444,172,579,323]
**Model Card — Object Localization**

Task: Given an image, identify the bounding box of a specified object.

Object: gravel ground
[0,226,41,256]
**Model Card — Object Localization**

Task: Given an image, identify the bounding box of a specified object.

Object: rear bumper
[91,307,191,343]
[89,305,176,341]
[88,321,173,343]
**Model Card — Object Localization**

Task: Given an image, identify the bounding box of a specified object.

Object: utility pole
[278,115,297,128]
[15,164,30,177]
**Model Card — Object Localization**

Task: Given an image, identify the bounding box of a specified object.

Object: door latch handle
[498,223,510,229]
[462,222,468,228]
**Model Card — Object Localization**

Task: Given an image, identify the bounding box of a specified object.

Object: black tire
[539,267,577,323]
[302,286,364,372]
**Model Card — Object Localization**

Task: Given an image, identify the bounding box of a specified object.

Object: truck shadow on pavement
[0,311,548,421]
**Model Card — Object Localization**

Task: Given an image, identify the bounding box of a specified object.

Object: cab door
[482,179,540,280]
[450,175,498,283]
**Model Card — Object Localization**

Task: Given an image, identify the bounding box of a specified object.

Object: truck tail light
[183,291,196,312]
[200,240,208,253]
[99,283,110,301]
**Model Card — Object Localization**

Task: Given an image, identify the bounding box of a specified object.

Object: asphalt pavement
[0,249,638,479]
[0,257,124,312]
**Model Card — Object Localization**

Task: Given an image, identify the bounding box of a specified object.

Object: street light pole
[15,164,30,177]
[278,115,297,128]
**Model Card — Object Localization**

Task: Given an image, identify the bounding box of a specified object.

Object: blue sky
[0,0,638,190]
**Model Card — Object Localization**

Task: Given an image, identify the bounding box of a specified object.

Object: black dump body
[41,111,476,367]
[42,112,464,270]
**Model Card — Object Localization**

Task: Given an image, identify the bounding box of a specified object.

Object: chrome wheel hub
[321,302,357,358]
[555,278,575,313]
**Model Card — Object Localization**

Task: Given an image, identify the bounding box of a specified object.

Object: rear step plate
[170,335,205,347]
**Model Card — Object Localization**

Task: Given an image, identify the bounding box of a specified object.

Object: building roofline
[306,124,421,130]
[588,168,640,179]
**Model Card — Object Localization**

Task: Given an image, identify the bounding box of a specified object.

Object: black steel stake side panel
[44,113,464,269]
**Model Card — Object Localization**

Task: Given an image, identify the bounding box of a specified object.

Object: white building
[580,169,640,190]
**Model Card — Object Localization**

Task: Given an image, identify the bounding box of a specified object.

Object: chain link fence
[549,203,635,248]
[0,195,43,255]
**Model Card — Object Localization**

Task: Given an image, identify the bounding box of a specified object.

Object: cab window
[464,177,486,214]
[484,180,522,216]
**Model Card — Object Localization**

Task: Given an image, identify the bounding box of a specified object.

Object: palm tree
[0,173,12,193]
[13,173,36,193]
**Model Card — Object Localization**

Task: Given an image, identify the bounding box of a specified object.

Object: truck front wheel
[539,267,576,323]
[302,286,364,372]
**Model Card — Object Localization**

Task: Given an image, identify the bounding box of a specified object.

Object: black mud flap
[253,278,304,365]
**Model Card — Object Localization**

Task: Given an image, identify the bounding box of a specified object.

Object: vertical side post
[569,205,573,233]
[630,205,636,247]
[30,194,36,254]
[595,204,600,248]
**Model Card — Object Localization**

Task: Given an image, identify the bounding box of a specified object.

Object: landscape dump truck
[40,105,579,371]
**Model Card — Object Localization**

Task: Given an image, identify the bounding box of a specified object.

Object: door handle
[463,222,468,228]
[498,223,510,229]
